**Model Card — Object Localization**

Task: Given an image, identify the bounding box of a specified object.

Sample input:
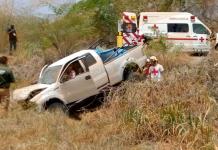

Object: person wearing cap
[0,56,15,110]
[149,56,164,82]
[143,58,151,78]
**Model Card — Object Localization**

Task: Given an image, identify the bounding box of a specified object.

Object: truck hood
[12,84,50,102]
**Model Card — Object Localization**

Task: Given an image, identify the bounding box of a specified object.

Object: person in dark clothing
[0,56,15,110]
[7,25,17,54]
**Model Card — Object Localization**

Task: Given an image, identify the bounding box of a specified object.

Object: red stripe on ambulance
[167,38,198,41]
[122,13,139,46]
[123,13,134,23]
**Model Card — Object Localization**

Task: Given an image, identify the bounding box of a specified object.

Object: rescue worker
[7,25,17,54]
[149,56,164,82]
[143,58,151,78]
[126,24,133,33]
[0,56,15,110]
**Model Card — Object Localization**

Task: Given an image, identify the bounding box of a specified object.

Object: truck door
[58,59,99,103]
[167,23,192,49]
[80,53,109,90]
[192,23,211,51]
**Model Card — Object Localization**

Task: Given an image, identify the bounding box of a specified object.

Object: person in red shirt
[143,58,151,78]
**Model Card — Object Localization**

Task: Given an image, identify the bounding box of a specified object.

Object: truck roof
[49,50,93,67]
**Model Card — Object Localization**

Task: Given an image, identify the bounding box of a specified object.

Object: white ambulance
[119,12,218,54]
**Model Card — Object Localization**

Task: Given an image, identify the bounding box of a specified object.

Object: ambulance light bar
[191,16,195,22]
[131,16,136,20]
[124,16,129,20]
[143,16,148,21]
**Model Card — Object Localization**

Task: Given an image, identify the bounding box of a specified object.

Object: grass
[0,1,218,149]
[0,50,217,150]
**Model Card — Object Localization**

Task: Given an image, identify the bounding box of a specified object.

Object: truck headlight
[27,88,46,101]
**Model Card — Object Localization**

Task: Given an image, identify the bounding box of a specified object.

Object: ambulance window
[122,23,137,33]
[168,24,189,32]
[193,24,210,35]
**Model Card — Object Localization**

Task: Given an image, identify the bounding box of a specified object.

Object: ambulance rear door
[122,12,138,46]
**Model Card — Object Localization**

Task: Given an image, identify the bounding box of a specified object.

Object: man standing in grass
[7,25,17,55]
[0,56,15,110]
[149,56,164,82]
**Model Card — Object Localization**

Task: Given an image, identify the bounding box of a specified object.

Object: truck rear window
[80,53,97,71]
[168,23,189,33]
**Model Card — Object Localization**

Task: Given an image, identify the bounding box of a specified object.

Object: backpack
[0,70,7,87]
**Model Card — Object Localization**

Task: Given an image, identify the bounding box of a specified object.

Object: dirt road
[189,50,218,65]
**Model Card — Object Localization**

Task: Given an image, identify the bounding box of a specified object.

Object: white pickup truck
[13,45,146,111]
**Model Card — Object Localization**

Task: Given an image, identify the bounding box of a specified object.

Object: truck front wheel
[45,99,68,115]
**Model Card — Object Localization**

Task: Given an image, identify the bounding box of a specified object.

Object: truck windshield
[39,65,62,84]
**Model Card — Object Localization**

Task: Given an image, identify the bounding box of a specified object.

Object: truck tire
[123,63,140,81]
[46,101,69,115]
[124,70,141,81]
[125,70,135,81]
[48,102,64,113]
[203,52,209,56]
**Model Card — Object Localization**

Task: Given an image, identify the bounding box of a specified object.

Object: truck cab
[13,50,109,110]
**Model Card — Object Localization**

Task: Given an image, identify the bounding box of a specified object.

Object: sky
[0,0,77,16]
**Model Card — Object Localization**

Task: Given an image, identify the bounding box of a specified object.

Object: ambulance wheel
[203,52,209,56]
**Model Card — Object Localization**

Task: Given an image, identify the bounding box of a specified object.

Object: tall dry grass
[0,50,217,150]
[102,51,218,149]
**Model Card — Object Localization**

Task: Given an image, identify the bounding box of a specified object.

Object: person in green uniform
[0,56,15,110]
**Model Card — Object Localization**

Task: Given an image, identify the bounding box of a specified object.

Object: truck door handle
[85,75,91,80]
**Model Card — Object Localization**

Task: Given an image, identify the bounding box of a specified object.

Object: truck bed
[95,46,136,63]
[96,45,146,85]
